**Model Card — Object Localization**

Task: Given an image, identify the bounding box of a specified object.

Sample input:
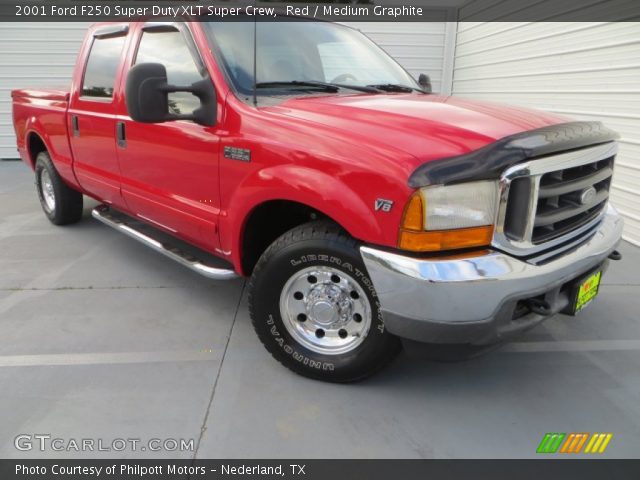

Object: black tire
[35,151,83,225]
[248,221,401,383]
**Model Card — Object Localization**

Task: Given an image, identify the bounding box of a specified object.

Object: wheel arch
[227,165,384,276]
[239,199,347,276]
[26,131,49,169]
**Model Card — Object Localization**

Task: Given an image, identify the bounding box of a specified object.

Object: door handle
[116,121,126,148]
[72,115,79,137]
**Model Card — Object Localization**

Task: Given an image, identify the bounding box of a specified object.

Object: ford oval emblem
[579,186,597,205]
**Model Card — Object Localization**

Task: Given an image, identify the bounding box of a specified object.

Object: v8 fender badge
[374,198,394,212]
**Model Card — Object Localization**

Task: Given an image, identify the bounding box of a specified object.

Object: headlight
[398,180,498,252]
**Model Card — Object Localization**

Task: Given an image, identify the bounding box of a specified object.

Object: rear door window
[81,35,126,98]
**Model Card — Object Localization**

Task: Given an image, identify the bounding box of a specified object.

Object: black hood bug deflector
[408,121,619,188]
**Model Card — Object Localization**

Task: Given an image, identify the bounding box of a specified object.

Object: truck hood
[267,94,569,167]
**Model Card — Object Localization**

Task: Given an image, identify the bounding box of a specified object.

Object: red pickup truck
[12,20,623,382]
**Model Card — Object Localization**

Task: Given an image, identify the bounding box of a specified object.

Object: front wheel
[248,221,401,382]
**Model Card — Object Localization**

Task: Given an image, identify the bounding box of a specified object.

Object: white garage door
[452,22,640,246]
[0,21,454,159]
[0,22,90,159]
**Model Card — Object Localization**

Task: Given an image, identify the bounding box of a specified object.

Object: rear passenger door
[115,23,222,252]
[68,24,129,207]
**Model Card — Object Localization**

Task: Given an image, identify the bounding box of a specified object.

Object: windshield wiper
[313,81,382,93]
[366,83,426,93]
[256,81,340,93]
[255,81,381,94]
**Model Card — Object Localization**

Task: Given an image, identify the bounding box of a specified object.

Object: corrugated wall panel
[0,22,90,159]
[452,21,640,246]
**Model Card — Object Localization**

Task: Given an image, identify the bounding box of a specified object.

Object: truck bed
[11,87,70,102]
[11,87,73,179]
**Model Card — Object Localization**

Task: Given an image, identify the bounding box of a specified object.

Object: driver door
[115,23,222,252]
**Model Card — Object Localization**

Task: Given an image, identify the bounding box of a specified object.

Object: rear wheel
[35,151,83,225]
[248,221,401,382]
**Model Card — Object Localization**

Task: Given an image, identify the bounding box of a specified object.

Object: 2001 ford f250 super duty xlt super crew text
[12,19,623,382]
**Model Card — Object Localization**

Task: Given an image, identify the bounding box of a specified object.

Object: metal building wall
[0,23,90,159]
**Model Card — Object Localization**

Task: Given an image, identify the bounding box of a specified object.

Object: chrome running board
[92,205,238,280]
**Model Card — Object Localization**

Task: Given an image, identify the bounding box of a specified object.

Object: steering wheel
[331,73,358,84]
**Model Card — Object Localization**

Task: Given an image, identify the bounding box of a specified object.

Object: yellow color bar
[585,434,598,453]
[591,434,606,453]
[585,433,613,453]
[598,433,613,453]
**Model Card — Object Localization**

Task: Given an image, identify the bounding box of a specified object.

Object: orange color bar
[572,433,589,453]
[560,434,575,453]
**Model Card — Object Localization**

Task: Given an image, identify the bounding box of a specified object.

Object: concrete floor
[1,160,639,459]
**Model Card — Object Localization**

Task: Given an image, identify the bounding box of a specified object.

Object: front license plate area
[568,268,603,315]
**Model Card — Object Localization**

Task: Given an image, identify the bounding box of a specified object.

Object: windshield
[204,21,420,97]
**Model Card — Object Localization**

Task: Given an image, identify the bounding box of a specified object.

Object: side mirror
[125,63,217,126]
[418,73,432,94]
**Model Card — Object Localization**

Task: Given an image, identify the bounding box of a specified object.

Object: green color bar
[548,433,566,453]
[537,433,566,453]
[537,433,553,453]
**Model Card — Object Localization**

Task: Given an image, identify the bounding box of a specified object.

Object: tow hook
[608,250,622,261]
[526,298,552,316]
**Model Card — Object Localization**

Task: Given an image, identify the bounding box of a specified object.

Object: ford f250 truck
[12,20,623,382]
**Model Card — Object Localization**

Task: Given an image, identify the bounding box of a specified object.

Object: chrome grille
[493,142,617,256]
[533,157,612,244]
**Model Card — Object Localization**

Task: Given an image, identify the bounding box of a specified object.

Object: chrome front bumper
[360,205,624,345]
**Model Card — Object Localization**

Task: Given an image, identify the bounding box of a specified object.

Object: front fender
[222,164,395,273]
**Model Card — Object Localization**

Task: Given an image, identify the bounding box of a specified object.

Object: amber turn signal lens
[398,225,494,252]
[400,191,424,231]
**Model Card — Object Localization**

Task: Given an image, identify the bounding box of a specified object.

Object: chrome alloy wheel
[279,266,372,355]
[39,169,56,212]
